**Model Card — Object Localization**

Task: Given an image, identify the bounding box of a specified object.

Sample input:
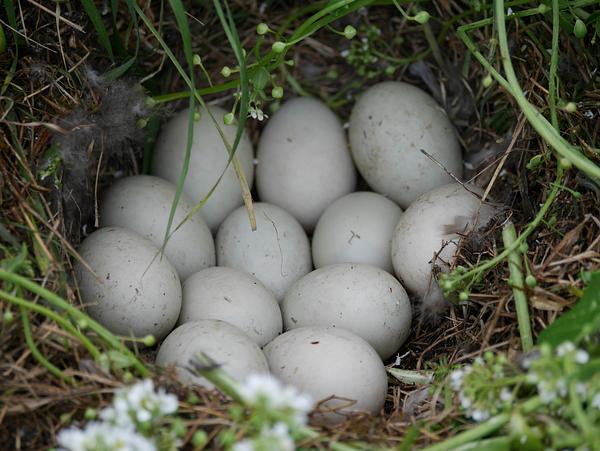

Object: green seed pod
[458,291,469,302]
[144,96,157,108]
[563,101,577,113]
[143,334,156,346]
[384,65,396,76]
[272,41,286,53]
[537,4,549,14]
[344,25,357,40]
[3,310,14,323]
[194,110,201,122]
[122,371,134,383]
[413,11,431,24]
[192,54,202,66]
[482,73,493,88]
[271,86,284,99]
[220,66,232,78]
[525,275,537,287]
[84,408,97,420]
[172,418,186,438]
[559,158,572,169]
[256,23,269,36]
[192,430,208,448]
[223,112,235,125]
[442,280,453,291]
[573,19,587,39]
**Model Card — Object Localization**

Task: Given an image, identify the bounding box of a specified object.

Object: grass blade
[80,0,114,60]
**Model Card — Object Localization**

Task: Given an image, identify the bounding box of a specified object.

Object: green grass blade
[161,0,196,253]
[214,0,255,229]
[80,0,114,60]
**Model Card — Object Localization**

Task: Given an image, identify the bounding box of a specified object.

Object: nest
[0,1,599,449]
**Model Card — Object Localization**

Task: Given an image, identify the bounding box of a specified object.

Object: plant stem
[0,270,149,376]
[494,0,600,180]
[20,305,75,383]
[548,0,560,130]
[451,165,564,289]
[0,289,101,360]
[421,397,543,450]
[502,221,533,352]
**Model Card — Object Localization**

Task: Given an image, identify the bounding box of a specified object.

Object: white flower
[459,392,472,410]
[576,383,588,397]
[100,379,178,427]
[556,342,575,357]
[526,372,539,384]
[233,441,254,451]
[248,107,267,121]
[591,393,600,409]
[57,422,156,451]
[340,49,350,58]
[500,388,513,402]
[575,350,589,364]
[449,369,464,391]
[538,381,557,404]
[470,409,490,422]
[233,423,294,451]
[555,378,568,397]
[238,374,313,426]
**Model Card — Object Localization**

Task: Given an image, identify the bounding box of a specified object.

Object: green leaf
[107,350,134,369]
[538,271,600,347]
[251,66,269,90]
[104,55,136,81]
[80,0,114,60]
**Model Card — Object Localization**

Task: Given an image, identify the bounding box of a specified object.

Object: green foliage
[80,0,114,59]
[538,271,600,347]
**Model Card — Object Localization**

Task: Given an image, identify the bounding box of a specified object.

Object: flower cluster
[57,380,179,451]
[228,373,313,450]
[448,353,518,422]
[525,342,597,408]
[449,341,600,431]
[341,24,384,79]
[100,379,178,428]
[238,373,313,427]
[57,422,156,451]
[233,423,295,451]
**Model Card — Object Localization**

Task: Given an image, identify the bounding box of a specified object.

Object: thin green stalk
[494,0,600,180]
[502,222,533,352]
[20,305,74,383]
[0,289,101,360]
[548,0,560,130]
[0,270,149,376]
[422,397,543,451]
[451,166,564,289]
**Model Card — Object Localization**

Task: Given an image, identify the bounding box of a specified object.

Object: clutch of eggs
[74,81,498,422]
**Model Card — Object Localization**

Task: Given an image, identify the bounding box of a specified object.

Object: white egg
[156,320,269,387]
[256,97,356,231]
[264,326,388,423]
[216,202,312,302]
[178,267,282,346]
[349,81,463,208]
[312,192,403,272]
[74,227,181,341]
[281,264,411,359]
[391,183,497,302]
[99,175,215,280]
[151,105,254,232]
